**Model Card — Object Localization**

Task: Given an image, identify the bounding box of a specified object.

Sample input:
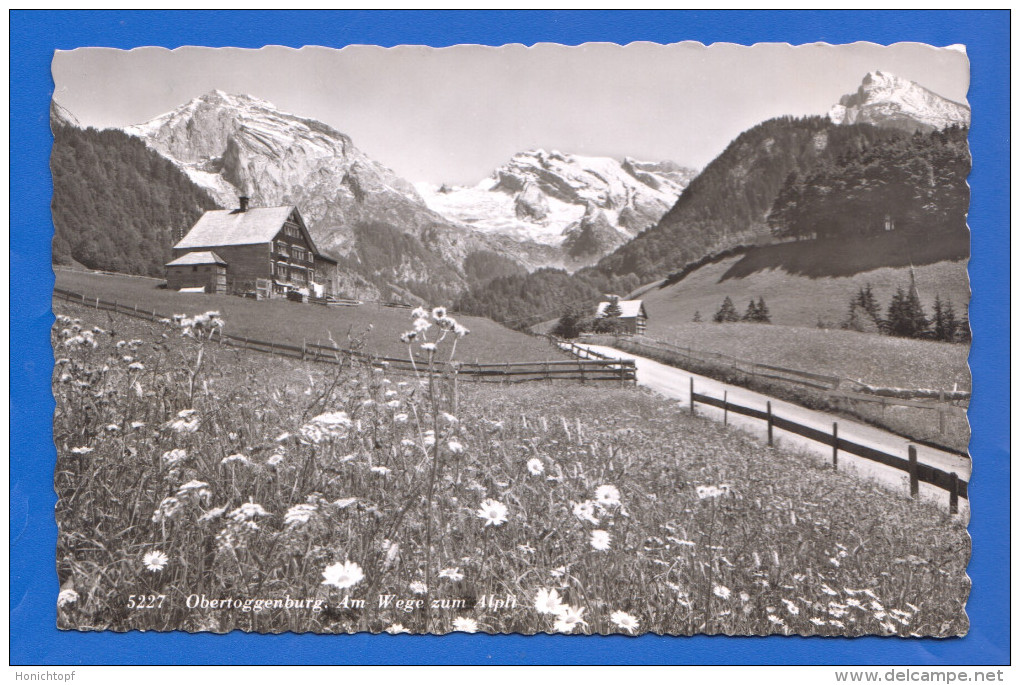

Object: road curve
[570,343,970,518]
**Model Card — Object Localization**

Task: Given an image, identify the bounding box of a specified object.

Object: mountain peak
[829,71,969,133]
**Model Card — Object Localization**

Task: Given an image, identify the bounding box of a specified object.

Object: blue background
[10,10,1010,665]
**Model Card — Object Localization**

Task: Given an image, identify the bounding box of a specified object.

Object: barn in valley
[595,296,649,335]
[167,198,339,299]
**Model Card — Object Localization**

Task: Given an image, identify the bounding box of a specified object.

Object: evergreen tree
[756,296,772,323]
[603,296,623,318]
[742,299,758,322]
[844,284,882,332]
[885,283,929,338]
[552,307,587,339]
[957,305,971,343]
[714,296,740,323]
[692,310,702,323]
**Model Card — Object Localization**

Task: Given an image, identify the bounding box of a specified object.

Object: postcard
[49,41,971,637]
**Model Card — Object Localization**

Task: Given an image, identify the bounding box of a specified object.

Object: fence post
[689,377,695,416]
[832,423,838,470]
[766,401,774,446]
[938,389,946,435]
[723,391,728,426]
[949,472,959,514]
[908,445,919,498]
[301,338,306,362]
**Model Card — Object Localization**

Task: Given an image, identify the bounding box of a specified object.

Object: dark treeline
[592,116,907,282]
[51,123,220,276]
[767,126,970,240]
[455,267,641,331]
[840,281,969,343]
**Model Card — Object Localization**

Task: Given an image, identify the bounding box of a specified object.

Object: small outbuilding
[164,251,228,294]
[595,297,649,335]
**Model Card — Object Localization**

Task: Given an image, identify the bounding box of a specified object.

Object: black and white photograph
[49,41,972,637]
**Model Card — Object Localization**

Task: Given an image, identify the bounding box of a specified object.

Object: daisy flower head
[477,499,508,527]
[572,500,599,525]
[610,610,640,634]
[57,588,79,608]
[439,567,464,582]
[589,529,612,551]
[713,585,731,600]
[420,342,437,353]
[409,581,428,595]
[452,616,478,633]
[453,323,470,338]
[321,560,365,590]
[526,458,544,475]
[431,306,447,321]
[413,317,432,334]
[400,331,417,344]
[558,605,587,629]
[386,623,410,635]
[594,484,621,507]
[534,588,566,615]
[411,307,428,320]
[447,440,465,454]
[143,550,169,572]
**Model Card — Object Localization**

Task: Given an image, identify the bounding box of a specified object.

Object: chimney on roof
[238,195,250,212]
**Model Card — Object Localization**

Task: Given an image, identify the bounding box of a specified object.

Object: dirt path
[570,343,970,518]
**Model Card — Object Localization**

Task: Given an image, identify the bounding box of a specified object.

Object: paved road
[570,343,970,517]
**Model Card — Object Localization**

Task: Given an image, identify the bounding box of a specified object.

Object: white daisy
[321,561,365,590]
[476,499,508,527]
[610,610,639,634]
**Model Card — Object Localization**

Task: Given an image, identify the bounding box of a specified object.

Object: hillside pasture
[54,269,567,364]
[52,301,969,636]
[647,323,970,393]
[642,255,970,333]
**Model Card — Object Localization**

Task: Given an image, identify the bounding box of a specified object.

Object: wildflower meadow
[52,302,969,636]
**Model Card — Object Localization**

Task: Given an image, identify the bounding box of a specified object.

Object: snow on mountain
[117,90,573,299]
[828,71,970,133]
[416,150,696,262]
[122,90,431,254]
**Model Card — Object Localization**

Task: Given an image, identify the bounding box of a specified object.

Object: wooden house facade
[169,199,339,299]
[595,298,649,335]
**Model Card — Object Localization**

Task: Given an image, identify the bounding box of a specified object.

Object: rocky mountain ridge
[828,71,970,133]
[417,149,696,266]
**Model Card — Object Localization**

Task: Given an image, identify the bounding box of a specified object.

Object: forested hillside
[51,123,220,276]
[592,117,906,281]
[767,125,969,240]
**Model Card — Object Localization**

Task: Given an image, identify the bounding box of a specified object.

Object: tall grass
[53,302,969,635]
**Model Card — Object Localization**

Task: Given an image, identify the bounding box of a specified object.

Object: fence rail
[591,334,971,401]
[53,287,636,385]
[690,381,968,512]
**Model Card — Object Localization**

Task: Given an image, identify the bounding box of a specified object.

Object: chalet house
[167,198,339,299]
[595,297,649,335]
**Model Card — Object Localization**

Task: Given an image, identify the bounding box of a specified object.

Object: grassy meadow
[54,269,566,364]
[649,323,970,393]
[53,300,969,636]
[641,242,970,332]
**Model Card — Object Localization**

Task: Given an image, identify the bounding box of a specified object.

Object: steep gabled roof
[175,206,314,250]
[165,250,227,266]
[596,300,647,319]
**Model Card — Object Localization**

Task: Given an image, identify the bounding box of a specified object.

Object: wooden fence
[53,287,636,385]
[688,378,968,513]
[586,335,967,437]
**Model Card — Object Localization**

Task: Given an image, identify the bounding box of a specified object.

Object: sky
[52,42,969,185]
